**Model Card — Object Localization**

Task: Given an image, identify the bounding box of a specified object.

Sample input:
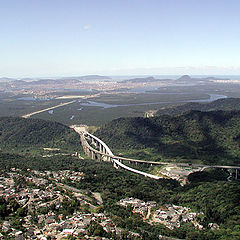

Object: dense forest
[156,97,240,116]
[0,117,81,154]
[95,110,240,165]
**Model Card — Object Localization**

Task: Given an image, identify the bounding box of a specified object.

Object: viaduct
[80,131,240,180]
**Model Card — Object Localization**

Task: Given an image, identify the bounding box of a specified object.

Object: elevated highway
[81,132,162,179]
[80,131,240,180]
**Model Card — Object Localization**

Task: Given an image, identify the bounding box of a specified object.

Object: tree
[87,221,106,237]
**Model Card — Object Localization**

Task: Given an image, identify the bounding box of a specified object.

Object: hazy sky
[0,0,240,77]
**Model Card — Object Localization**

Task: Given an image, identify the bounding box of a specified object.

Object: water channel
[78,93,227,109]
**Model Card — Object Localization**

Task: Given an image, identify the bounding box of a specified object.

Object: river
[78,93,227,109]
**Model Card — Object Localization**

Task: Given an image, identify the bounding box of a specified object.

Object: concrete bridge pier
[91,138,98,148]
[113,161,119,169]
[91,150,97,160]
[96,153,101,161]
[236,169,238,180]
[86,148,91,158]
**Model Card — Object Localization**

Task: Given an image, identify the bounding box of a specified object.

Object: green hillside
[0,117,81,154]
[95,110,240,165]
[156,97,240,116]
[0,117,239,239]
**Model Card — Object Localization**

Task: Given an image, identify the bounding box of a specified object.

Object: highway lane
[22,100,76,118]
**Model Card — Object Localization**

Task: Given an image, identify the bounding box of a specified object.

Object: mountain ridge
[0,117,80,152]
[156,98,240,116]
[95,109,240,165]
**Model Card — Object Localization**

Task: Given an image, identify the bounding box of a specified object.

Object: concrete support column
[99,144,103,153]
[236,169,238,180]
[87,148,91,157]
[113,161,119,169]
[91,151,95,159]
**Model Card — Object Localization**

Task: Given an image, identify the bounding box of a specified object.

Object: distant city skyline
[1,0,240,77]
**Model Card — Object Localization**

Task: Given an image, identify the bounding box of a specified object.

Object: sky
[0,0,240,77]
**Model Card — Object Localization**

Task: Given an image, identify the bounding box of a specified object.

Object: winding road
[80,131,240,180]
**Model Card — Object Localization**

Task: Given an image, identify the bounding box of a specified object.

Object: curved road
[82,132,240,180]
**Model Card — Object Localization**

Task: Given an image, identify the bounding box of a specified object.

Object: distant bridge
[22,100,76,118]
[80,132,240,180]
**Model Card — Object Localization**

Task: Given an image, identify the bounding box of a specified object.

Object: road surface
[22,100,76,118]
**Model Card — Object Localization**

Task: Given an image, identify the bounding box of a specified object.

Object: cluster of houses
[1,169,220,239]
[2,211,133,239]
[118,198,214,231]
[118,197,157,218]
[30,169,85,183]
[152,204,204,230]
[51,170,85,183]
[0,169,138,239]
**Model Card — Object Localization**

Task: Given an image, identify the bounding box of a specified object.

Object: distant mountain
[176,75,230,82]
[177,75,192,81]
[95,110,240,165]
[156,98,240,116]
[119,75,230,84]
[0,77,17,82]
[12,80,27,85]
[120,76,171,83]
[77,75,112,81]
[8,75,112,85]
[28,78,81,85]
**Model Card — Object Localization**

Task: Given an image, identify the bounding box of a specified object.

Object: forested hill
[0,117,80,152]
[95,110,240,165]
[156,97,240,116]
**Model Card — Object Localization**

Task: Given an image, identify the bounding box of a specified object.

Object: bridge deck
[81,132,240,181]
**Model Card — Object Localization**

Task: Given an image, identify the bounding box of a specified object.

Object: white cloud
[83,24,91,30]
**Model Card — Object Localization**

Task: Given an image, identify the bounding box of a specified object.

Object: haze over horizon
[1,0,240,77]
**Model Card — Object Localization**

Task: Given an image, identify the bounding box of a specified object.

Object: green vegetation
[1,149,240,239]
[156,98,240,116]
[0,152,81,171]
[95,110,240,165]
[0,89,221,126]
[53,160,240,240]
[0,97,67,117]
[0,117,81,154]
[31,89,209,126]
[0,114,240,239]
